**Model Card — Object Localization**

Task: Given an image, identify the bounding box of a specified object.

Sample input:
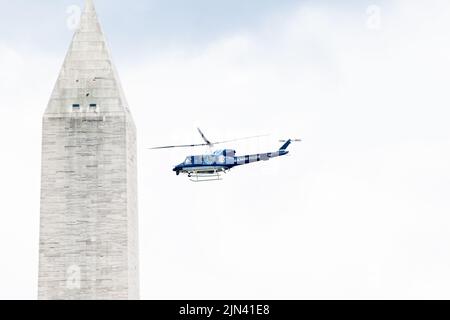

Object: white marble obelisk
[38,0,139,300]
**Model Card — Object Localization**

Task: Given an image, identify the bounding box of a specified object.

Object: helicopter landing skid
[185,168,228,182]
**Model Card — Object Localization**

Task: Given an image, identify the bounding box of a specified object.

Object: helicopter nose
[173,164,182,176]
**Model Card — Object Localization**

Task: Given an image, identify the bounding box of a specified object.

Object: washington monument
[38,0,139,300]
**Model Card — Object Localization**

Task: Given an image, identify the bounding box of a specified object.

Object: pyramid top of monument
[45,0,130,115]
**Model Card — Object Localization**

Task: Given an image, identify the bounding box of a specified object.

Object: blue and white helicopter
[149,128,300,182]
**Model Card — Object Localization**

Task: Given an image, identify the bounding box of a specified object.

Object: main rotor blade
[197,128,213,147]
[148,133,269,150]
[148,143,209,150]
[211,134,269,145]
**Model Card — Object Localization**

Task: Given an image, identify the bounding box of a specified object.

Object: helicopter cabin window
[184,157,192,165]
[203,155,214,164]
[216,155,226,164]
[72,104,80,111]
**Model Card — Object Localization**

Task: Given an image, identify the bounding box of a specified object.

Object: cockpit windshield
[184,157,192,164]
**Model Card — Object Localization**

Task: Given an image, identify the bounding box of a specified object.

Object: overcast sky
[1,0,450,299]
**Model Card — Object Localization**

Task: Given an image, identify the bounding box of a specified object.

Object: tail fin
[279,139,292,151]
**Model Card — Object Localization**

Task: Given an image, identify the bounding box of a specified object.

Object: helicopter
[149,128,301,182]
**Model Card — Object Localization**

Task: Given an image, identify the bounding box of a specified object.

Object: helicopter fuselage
[173,144,290,176]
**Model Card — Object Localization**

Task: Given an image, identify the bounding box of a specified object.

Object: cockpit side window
[193,156,203,165]
[185,157,192,165]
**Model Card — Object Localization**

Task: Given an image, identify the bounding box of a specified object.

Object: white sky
[0,0,450,299]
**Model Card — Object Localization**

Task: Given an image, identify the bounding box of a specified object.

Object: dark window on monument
[89,104,97,110]
[72,104,80,111]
